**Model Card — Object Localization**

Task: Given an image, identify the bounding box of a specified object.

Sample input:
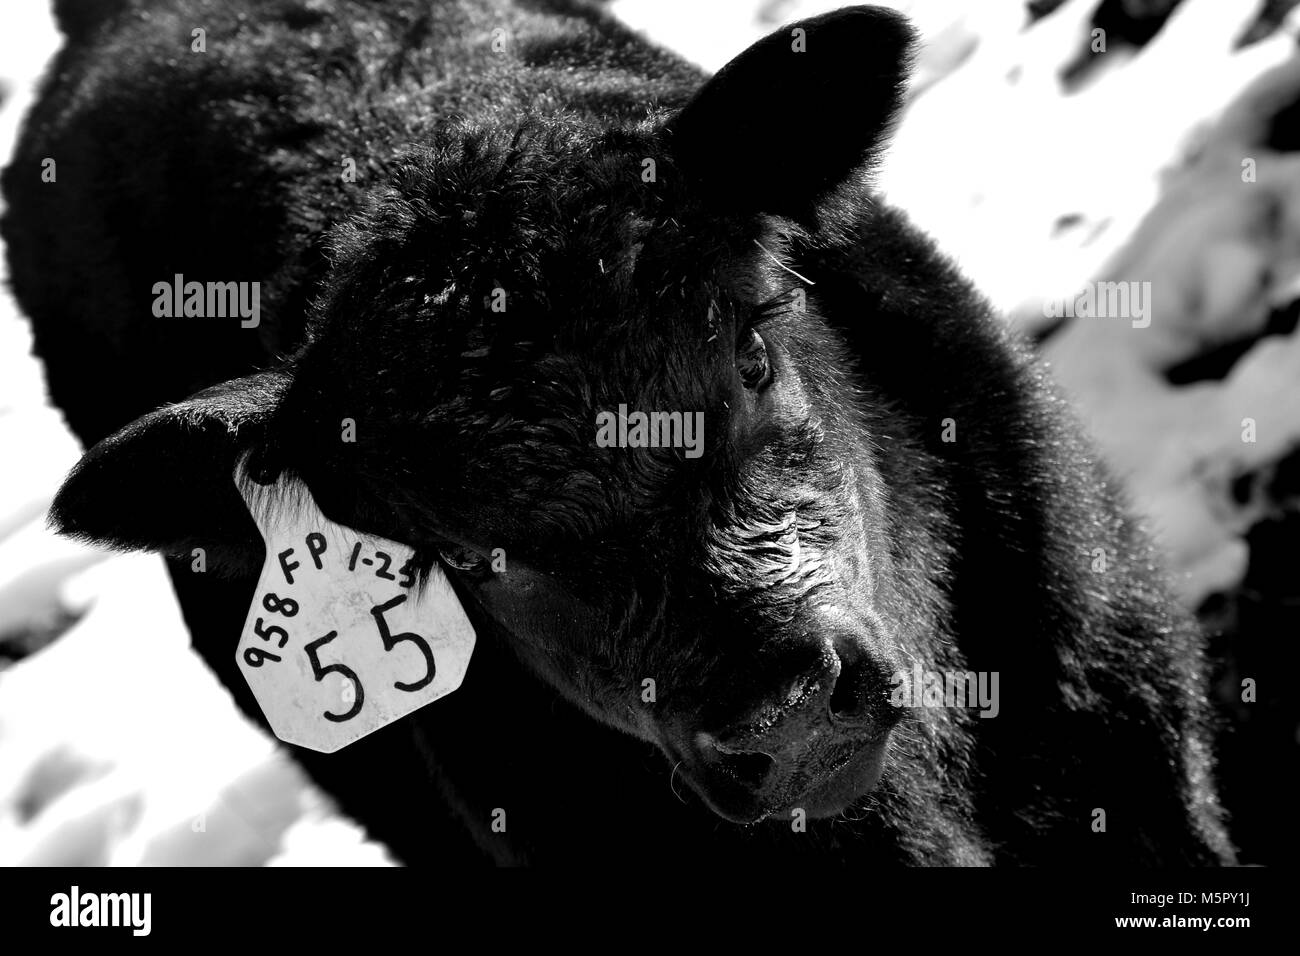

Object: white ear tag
[234,469,476,753]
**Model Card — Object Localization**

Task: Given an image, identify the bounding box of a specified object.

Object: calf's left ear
[664,5,916,222]
[48,370,290,572]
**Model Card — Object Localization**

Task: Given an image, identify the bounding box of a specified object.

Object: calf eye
[737,327,772,390]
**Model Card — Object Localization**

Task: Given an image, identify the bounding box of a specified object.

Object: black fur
[3,0,1233,865]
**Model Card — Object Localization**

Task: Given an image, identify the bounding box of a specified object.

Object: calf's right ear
[49,370,290,573]
[664,5,916,223]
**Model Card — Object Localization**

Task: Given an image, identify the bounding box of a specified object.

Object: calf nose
[694,630,896,781]
[665,612,906,822]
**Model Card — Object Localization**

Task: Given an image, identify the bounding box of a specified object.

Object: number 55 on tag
[234,467,476,753]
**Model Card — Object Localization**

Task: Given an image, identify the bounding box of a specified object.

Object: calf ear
[664,5,916,222]
[49,371,290,572]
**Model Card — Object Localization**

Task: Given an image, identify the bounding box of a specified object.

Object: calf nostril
[711,748,774,790]
[827,640,887,724]
[828,668,861,721]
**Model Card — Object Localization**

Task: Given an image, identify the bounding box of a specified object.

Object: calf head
[52,8,948,825]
